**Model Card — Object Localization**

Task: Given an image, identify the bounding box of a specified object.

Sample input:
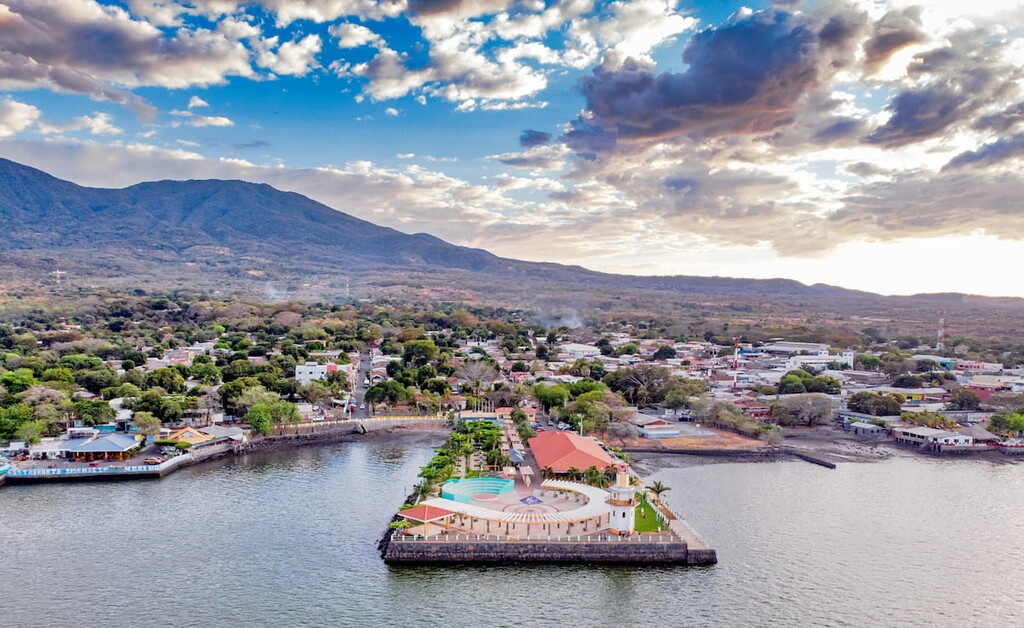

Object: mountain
[0,158,935,304]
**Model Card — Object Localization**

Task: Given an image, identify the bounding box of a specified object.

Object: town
[1,295,1023,492]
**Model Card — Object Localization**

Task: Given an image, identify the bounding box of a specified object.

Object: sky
[1,0,1024,297]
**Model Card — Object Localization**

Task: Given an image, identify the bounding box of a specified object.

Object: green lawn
[634,500,664,532]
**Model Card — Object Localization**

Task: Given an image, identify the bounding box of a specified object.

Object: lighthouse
[606,464,638,534]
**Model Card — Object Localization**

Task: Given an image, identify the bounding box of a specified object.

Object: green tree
[245,403,273,435]
[946,387,981,411]
[132,411,162,437]
[402,340,439,366]
[145,368,186,394]
[653,345,677,360]
[74,399,117,426]
[1,368,38,395]
[15,419,47,445]
[646,480,671,504]
[533,384,570,411]
[0,404,34,440]
[365,380,411,407]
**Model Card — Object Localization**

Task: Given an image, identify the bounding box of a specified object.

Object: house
[527,431,615,474]
[167,426,213,445]
[630,415,673,428]
[849,422,886,438]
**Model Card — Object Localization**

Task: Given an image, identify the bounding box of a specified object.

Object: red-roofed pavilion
[528,430,615,474]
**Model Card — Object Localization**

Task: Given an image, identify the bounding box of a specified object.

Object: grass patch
[464,469,482,478]
[634,500,664,532]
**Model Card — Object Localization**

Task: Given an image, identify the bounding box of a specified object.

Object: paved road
[350,350,372,419]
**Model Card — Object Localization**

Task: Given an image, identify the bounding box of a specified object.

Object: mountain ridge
[0,157,1006,304]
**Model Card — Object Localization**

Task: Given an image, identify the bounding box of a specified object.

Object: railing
[8,454,193,477]
[392,533,680,543]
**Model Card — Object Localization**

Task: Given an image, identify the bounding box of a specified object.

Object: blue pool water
[440,477,514,503]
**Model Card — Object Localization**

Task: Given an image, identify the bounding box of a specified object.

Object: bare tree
[456,360,498,395]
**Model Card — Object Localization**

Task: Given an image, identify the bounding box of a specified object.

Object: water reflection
[2,443,1023,627]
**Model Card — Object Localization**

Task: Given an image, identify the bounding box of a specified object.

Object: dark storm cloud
[943,133,1024,171]
[519,130,552,147]
[813,118,865,143]
[574,7,865,145]
[866,35,1020,147]
[863,7,926,71]
[974,102,1024,134]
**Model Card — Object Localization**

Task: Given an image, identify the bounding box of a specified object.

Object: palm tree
[584,465,601,486]
[542,466,554,479]
[592,474,611,489]
[413,482,434,502]
[646,480,671,505]
[566,466,581,481]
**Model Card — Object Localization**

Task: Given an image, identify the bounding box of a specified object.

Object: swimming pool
[441,477,515,503]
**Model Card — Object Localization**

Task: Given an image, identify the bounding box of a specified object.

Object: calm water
[2,438,1023,628]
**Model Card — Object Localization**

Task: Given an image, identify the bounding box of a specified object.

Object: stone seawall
[382,540,716,566]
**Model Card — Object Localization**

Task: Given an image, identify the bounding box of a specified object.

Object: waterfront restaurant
[69,433,141,461]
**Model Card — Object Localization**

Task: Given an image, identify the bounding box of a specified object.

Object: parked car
[143,457,165,465]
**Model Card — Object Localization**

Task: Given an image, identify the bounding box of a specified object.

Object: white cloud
[0,98,41,138]
[329,23,385,49]
[37,112,123,135]
[384,107,400,116]
[189,115,234,127]
[255,34,323,77]
[0,1,255,91]
[188,96,210,108]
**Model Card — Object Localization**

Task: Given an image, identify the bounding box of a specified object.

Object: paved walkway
[420,479,611,525]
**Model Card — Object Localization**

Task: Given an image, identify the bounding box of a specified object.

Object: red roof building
[399,504,457,523]
[528,430,615,474]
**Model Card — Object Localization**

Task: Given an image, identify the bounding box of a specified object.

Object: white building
[295,362,328,386]
[559,343,601,359]
[761,341,831,355]
[786,351,855,372]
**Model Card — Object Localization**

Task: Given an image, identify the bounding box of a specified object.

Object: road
[350,349,372,419]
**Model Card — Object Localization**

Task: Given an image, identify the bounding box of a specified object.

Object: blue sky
[1,0,1024,296]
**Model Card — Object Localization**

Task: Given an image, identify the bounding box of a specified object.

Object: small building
[559,343,601,359]
[167,426,213,445]
[893,426,947,445]
[295,362,329,385]
[848,422,885,438]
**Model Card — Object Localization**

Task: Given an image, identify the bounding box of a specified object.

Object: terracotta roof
[399,504,458,522]
[527,430,615,473]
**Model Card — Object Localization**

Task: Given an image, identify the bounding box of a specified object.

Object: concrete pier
[381,534,716,565]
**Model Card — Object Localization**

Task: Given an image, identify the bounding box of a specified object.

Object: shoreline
[4,423,450,487]
[629,429,1022,474]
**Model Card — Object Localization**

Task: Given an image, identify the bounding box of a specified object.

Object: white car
[359,403,366,410]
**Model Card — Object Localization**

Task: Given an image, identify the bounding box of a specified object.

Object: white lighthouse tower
[606,464,638,533]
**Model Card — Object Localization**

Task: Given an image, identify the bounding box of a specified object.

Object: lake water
[2,436,1023,627]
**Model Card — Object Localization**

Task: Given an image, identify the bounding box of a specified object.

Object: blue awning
[508,449,525,463]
